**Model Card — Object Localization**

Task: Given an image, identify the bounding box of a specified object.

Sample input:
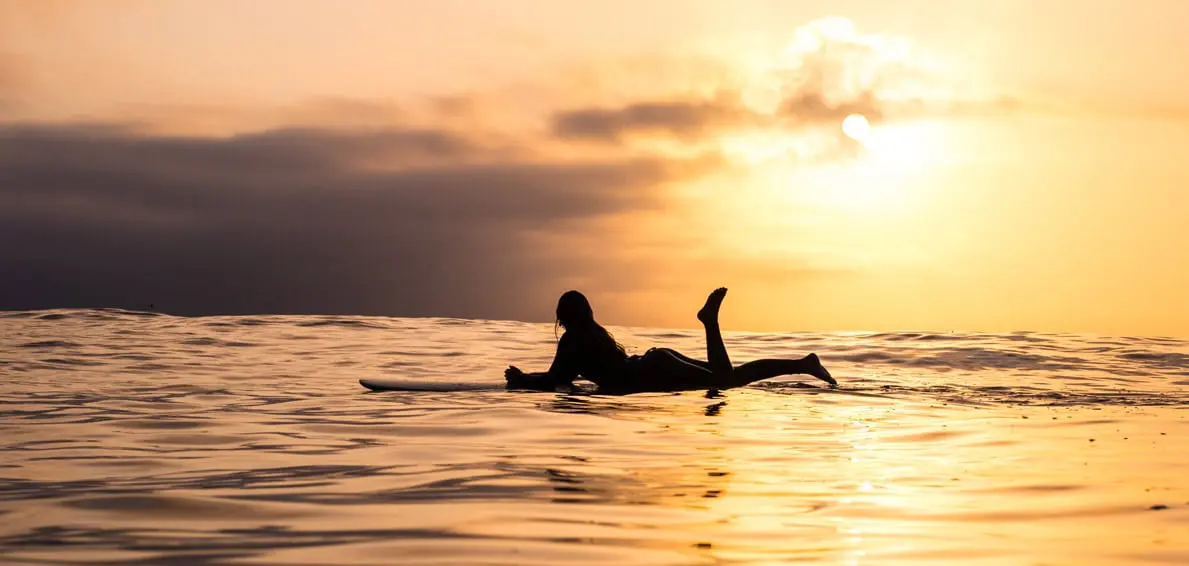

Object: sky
[2,0,1188,336]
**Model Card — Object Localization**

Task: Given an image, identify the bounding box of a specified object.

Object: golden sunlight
[841,114,871,142]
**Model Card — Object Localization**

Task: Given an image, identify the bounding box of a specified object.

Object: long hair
[555,290,626,356]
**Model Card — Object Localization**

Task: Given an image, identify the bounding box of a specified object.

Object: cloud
[548,23,906,146]
[551,87,886,144]
[553,98,757,142]
[0,14,981,324]
[0,123,715,319]
[778,89,882,123]
[1,123,496,177]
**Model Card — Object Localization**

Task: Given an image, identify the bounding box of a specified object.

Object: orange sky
[2,1,1187,336]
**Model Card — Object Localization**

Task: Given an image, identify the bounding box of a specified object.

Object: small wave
[827,346,1096,373]
[94,308,163,318]
[295,319,388,329]
[180,337,258,348]
[234,318,271,326]
[38,358,106,367]
[1118,351,1189,368]
[18,340,81,349]
[755,381,1189,407]
[0,311,38,319]
[863,332,980,342]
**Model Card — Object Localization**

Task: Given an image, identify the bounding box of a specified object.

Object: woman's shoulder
[558,329,593,351]
[557,330,579,348]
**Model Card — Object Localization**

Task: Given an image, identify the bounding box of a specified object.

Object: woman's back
[556,326,629,383]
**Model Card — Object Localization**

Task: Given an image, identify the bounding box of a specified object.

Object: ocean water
[2,309,1188,565]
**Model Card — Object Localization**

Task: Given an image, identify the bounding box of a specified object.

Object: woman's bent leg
[696,288,732,376]
[625,288,834,392]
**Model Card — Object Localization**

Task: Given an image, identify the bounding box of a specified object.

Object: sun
[841,114,871,142]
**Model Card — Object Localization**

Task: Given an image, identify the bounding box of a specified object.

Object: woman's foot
[697,287,728,325]
[803,353,836,386]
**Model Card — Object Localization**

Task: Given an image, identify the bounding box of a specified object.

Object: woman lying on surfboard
[505,288,835,394]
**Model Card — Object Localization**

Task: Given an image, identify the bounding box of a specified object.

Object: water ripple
[1,310,1187,565]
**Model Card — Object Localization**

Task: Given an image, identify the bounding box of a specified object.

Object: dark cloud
[0,123,713,319]
[551,88,884,144]
[553,99,757,142]
[1,123,489,179]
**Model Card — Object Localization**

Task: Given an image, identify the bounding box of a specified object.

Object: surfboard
[360,378,503,392]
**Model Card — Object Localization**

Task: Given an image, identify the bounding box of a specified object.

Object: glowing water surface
[2,310,1187,565]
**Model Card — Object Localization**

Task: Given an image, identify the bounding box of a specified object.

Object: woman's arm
[504,368,566,390]
[505,334,579,390]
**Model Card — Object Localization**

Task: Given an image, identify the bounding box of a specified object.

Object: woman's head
[556,290,595,330]
[555,290,626,358]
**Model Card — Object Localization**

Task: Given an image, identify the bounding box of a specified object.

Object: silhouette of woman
[505,288,835,393]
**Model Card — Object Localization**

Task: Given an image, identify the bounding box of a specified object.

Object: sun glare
[842,114,871,142]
